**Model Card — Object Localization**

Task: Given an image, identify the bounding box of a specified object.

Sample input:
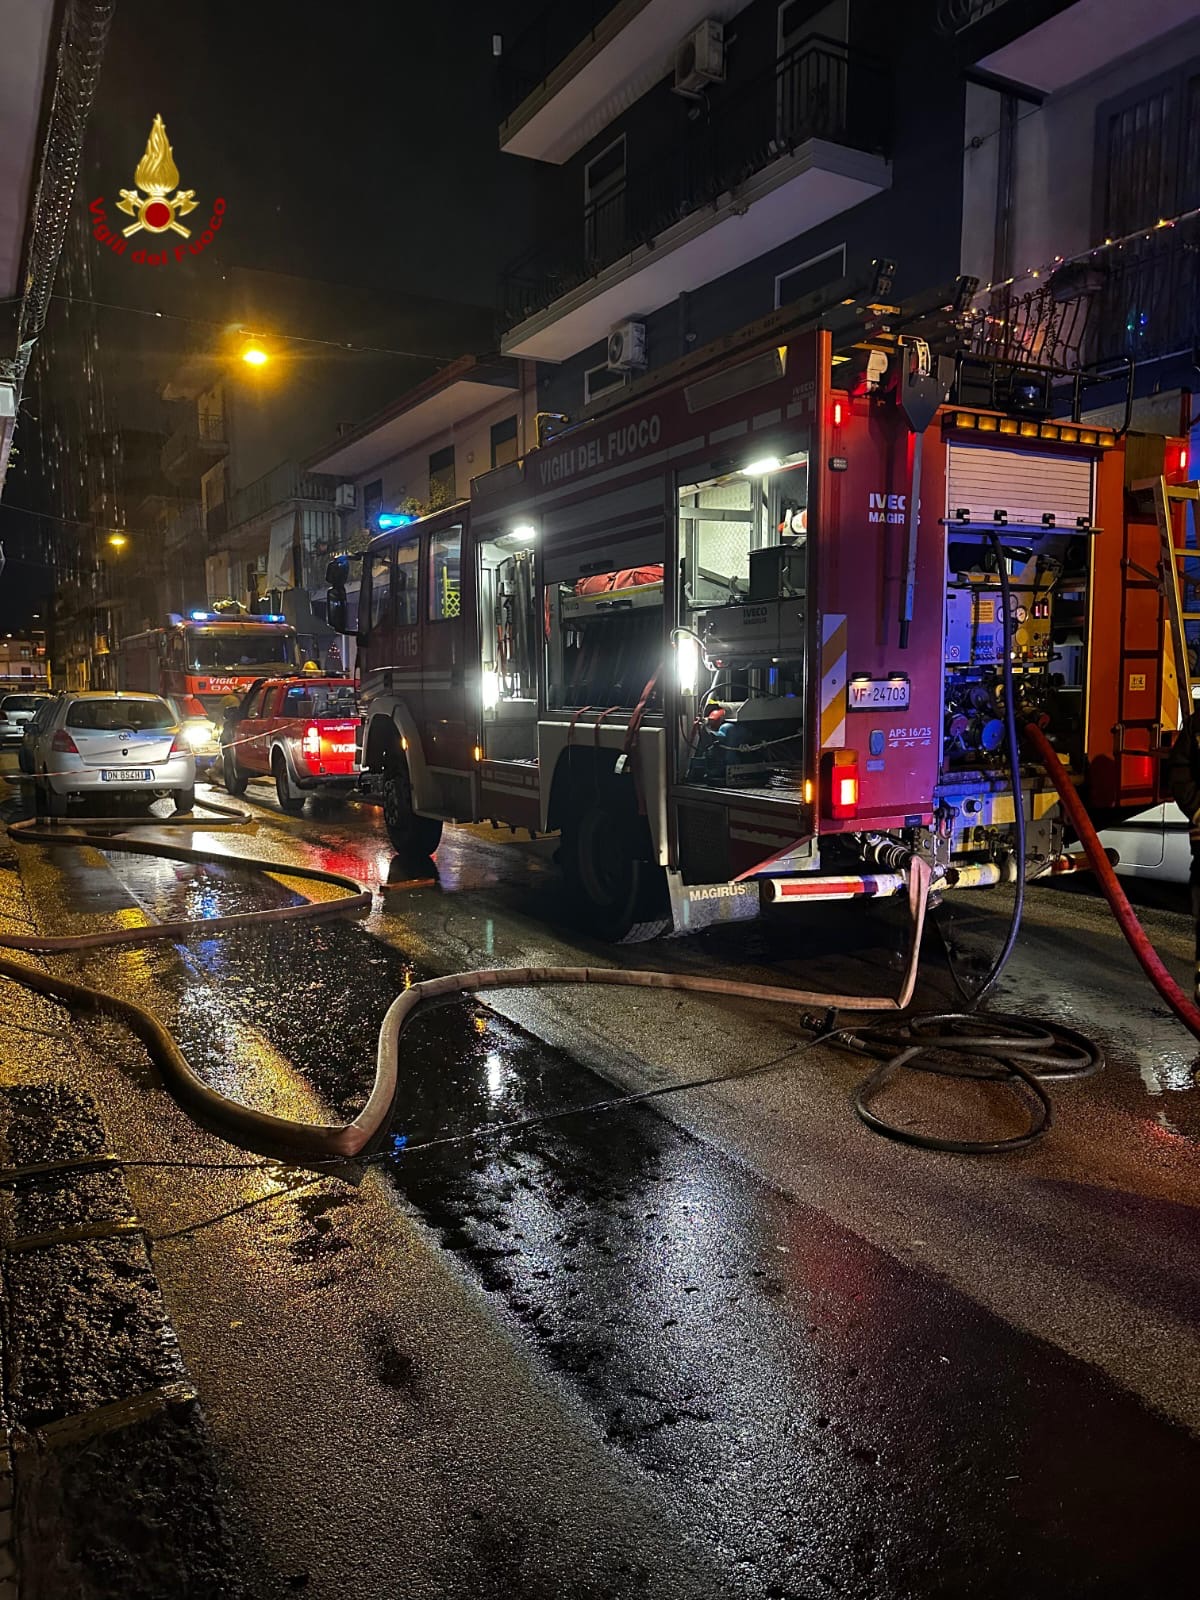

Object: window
[1099,66,1200,234]
[777,0,849,142]
[775,244,846,310]
[429,525,462,621]
[283,683,357,718]
[1095,63,1200,359]
[490,415,519,469]
[584,362,628,407]
[429,446,456,507]
[368,548,392,632]
[67,696,175,731]
[186,630,293,669]
[584,135,626,263]
[363,479,384,530]
[241,685,270,718]
[394,535,420,626]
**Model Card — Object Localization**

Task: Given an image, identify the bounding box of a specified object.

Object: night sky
[0,0,547,627]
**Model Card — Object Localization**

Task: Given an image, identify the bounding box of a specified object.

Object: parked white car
[31,692,196,815]
[0,692,51,747]
[1096,803,1190,884]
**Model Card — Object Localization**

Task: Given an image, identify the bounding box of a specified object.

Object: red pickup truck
[220,676,360,813]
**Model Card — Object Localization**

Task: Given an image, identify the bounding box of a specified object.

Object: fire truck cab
[118,606,300,766]
[330,278,1185,938]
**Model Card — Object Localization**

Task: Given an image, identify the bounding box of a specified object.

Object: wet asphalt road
[2,757,1199,1598]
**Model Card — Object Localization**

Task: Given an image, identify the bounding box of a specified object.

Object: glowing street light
[107,532,128,549]
[240,343,270,367]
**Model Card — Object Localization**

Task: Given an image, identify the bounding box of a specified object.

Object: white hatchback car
[0,692,51,747]
[31,692,196,815]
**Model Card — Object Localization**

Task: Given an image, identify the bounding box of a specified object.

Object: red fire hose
[1023,720,1200,1043]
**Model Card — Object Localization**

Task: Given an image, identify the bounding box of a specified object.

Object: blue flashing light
[261,613,286,623]
[189,609,213,621]
[376,512,415,531]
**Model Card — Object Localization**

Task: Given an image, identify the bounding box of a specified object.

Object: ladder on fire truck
[1154,475,1200,726]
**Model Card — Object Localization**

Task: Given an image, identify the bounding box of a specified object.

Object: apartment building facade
[0,630,50,695]
[950,0,1200,440]
[307,354,539,653]
[496,0,966,419]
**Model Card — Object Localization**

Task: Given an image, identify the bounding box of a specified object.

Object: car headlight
[180,719,216,750]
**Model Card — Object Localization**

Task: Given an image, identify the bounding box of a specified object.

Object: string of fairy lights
[968,204,1200,305]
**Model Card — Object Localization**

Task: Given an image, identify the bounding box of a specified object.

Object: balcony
[499,0,754,164]
[501,38,890,361]
[968,213,1200,377]
[162,411,227,485]
[226,460,337,535]
[939,0,1198,94]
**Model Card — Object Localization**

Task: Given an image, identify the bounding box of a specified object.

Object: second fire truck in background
[117,608,300,766]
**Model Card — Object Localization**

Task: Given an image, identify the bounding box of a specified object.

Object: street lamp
[107,533,128,550]
[240,343,269,367]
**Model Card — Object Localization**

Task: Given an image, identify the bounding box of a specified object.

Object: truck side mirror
[325,556,350,588]
[325,588,348,635]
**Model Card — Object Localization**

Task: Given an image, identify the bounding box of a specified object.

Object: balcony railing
[969,215,1200,376]
[498,0,618,124]
[936,0,1012,32]
[162,411,228,480]
[226,461,337,533]
[501,36,889,329]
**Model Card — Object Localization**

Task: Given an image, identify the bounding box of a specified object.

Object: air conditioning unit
[607,320,647,373]
[673,19,725,96]
[334,482,357,509]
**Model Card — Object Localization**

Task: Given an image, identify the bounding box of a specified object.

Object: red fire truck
[326,276,1186,938]
[117,607,300,765]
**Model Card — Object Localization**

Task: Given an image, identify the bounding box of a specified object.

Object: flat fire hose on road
[0,744,1187,1165]
[0,801,939,1161]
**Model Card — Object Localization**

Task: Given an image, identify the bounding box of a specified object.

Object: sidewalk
[0,834,257,1599]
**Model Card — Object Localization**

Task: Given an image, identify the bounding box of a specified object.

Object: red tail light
[302,723,320,757]
[823,750,860,820]
[168,735,186,757]
[50,730,78,754]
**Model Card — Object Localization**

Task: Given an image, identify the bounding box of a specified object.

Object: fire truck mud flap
[665,874,761,935]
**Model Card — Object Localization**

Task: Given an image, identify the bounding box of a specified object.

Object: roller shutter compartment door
[946,443,1094,529]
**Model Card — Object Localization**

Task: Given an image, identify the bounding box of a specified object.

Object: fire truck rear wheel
[273,751,307,815]
[222,748,248,796]
[561,797,666,940]
[381,761,442,857]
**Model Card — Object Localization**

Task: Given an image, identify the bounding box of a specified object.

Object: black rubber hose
[842,1012,1102,1154]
